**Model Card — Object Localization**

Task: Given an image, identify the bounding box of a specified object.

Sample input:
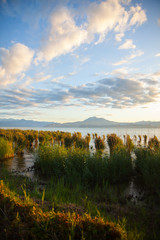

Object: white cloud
[113,50,144,65]
[129,5,147,27]
[52,71,77,83]
[87,0,127,43]
[88,0,147,44]
[115,33,124,42]
[19,72,52,88]
[0,43,34,75]
[36,7,88,63]
[34,72,51,82]
[81,57,90,64]
[118,39,136,49]
[0,43,34,86]
[0,66,5,78]
[121,0,131,4]
[113,59,128,66]
[153,72,160,77]
[155,53,160,57]
[128,50,144,59]
[69,76,160,108]
[1,69,160,111]
[71,53,79,59]
[35,1,147,62]
[112,67,129,76]
[52,76,65,83]
[19,77,32,88]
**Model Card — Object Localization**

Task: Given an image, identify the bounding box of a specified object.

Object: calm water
[1,126,160,177]
[2,126,160,138]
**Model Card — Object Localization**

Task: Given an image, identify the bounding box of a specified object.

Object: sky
[0,0,160,123]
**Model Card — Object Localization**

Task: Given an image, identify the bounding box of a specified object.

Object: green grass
[0,178,128,240]
[1,168,160,240]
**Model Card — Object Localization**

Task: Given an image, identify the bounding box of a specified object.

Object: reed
[134,147,160,193]
[94,135,105,150]
[107,148,133,184]
[107,134,124,155]
[0,137,14,160]
[35,144,133,187]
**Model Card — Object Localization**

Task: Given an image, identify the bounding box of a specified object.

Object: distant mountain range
[0,117,160,128]
[0,119,53,127]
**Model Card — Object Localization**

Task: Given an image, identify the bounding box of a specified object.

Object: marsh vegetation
[0,128,160,239]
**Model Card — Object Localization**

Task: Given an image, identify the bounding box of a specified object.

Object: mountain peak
[84,117,112,123]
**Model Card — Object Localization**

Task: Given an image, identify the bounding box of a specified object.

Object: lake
[1,126,160,178]
[1,126,160,138]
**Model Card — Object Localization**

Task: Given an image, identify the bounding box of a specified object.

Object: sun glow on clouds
[35,7,88,63]
[35,0,147,63]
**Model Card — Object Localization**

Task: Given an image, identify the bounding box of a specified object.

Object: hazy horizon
[1,116,160,125]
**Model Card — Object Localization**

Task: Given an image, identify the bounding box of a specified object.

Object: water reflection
[0,148,35,178]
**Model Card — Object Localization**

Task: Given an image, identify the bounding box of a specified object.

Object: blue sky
[0,0,160,123]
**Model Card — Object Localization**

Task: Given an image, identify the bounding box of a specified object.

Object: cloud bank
[1,72,159,112]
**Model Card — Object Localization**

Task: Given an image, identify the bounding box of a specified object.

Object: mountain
[47,117,118,128]
[46,117,160,128]
[1,117,160,128]
[0,119,54,127]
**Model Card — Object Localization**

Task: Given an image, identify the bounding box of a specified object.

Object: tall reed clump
[34,144,108,187]
[94,135,105,151]
[0,180,127,240]
[107,134,124,155]
[34,144,67,178]
[35,144,133,187]
[0,137,14,160]
[148,136,160,151]
[134,146,160,193]
[13,131,26,154]
[107,149,133,184]
[125,135,134,153]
